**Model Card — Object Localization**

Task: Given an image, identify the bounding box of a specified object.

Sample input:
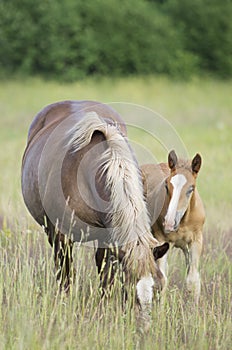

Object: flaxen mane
[68,112,158,277]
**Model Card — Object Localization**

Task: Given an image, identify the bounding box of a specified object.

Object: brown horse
[21,100,169,323]
[141,150,205,303]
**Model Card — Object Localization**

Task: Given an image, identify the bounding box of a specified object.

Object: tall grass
[0,77,231,349]
[0,225,231,349]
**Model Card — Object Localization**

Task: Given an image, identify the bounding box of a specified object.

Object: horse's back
[27,100,126,147]
[27,101,74,145]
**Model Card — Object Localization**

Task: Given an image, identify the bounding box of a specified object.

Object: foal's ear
[168,150,178,171]
[153,242,169,260]
[192,153,202,174]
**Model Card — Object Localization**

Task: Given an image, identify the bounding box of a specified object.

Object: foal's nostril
[174,219,178,230]
[174,210,185,230]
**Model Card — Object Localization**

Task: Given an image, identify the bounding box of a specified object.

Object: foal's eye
[186,185,194,197]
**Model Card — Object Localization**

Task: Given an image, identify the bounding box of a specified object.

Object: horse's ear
[192,153,202,174]
[168,150,178,171]
[153,242,169,260]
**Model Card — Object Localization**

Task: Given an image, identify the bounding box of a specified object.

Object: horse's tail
[68,111,157,274]
[68,111,125,152]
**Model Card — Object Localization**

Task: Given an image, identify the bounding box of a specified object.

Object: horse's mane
[68,112,158,277]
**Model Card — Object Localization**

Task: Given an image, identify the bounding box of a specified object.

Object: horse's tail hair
[68,111,124,152]
[68,111,157,275]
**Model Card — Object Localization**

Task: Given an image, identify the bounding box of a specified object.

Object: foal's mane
[68,111,157,277]
[175,159,192,172]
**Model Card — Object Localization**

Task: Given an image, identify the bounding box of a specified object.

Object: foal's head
[163,150,202,233]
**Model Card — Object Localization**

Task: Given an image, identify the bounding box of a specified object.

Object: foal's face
[163,150,202,233]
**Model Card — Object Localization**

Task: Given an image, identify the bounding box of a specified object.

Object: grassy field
[0,76,231,349]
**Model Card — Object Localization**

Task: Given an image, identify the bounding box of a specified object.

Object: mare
[21,100,169,324]
[141,150,205,303]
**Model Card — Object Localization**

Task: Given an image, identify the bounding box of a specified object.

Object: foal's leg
[184,236,202,303]
[45,219,74,291]
[156,252,169,294]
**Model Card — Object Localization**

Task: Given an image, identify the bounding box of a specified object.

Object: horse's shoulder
[27,100,127,145]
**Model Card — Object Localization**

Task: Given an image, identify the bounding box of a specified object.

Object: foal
[141,150,205,303]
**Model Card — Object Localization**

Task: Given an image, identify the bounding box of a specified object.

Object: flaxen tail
[68,111,157,274]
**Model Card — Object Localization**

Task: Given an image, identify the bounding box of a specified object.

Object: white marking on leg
[186,269,200,297]
[136,275,154,307]
[186,240,202,303]
[157,253,168,292]
[164,174,187,231]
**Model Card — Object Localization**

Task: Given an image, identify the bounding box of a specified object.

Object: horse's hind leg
[95,247,118,293]
[45,218,74,291]
[54,232,74,291]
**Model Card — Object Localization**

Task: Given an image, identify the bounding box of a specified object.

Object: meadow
[0,76,231,349]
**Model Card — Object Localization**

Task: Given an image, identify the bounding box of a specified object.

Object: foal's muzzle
[163,209,185,233]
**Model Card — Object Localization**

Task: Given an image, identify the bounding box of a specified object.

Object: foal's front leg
[184,236,202,303]
[156,252,169,295]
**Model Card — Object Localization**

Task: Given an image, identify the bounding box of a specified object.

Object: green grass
[0,76,232,349]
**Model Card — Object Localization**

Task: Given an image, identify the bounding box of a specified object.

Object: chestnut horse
[141,150,205,303]
[21,100,169,323]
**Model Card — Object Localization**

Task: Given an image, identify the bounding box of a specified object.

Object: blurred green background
[1,0,232,81]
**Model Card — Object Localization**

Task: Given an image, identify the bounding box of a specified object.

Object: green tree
[164,0,232,77]
[1,0,230,80]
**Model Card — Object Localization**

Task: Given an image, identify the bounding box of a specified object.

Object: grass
[0,76,232,349]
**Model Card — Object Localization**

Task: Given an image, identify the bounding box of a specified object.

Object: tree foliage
[0,0,231,80]
[163,0,232,77]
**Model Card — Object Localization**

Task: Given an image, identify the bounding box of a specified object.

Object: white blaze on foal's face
[164,174,187,232]
[136,275,154,308]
